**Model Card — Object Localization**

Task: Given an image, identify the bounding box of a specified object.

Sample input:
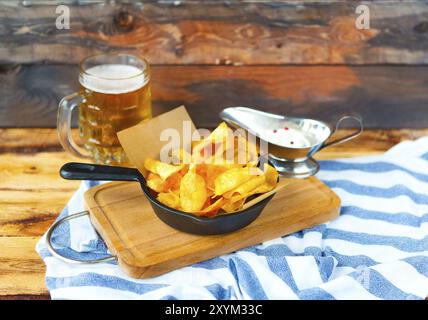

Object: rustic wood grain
[2,1,427,128]
[1,1,428,65]
[3,128,428,155]
[0,151,80,237]
[0,128,427,298]
[2,64,428,128]
[0,190,71,237]
[0,237,48,297]
[0,294,50,300]
[0,128,80,153]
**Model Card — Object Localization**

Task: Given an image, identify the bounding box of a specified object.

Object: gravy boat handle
[320,114,364,150]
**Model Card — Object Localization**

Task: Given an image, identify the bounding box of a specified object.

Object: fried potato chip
[159,161,186,180]
[250,183,274,194]
[162,174,179,191]
[146,167,187,193]
[237,164,278,197]
[221,164,277,203]
[180,169,208,212]
[191,122,259,169]
[209,122,229,139]
[214,167,256,196]
[196,164,229,192]
[144,158,186,180]
[223,174,265,199]
[221,198,246,213]
[196,197,226,217]
[228,181,275,204]
[171,148,192,164]
[171,188,180,197]
[144,158,160,173]
[146,172,165,193]
[194,163,207,178]
[264,163,279,186]
[157,191,180,209]
[234,135,259,166]
[192,122,231,163]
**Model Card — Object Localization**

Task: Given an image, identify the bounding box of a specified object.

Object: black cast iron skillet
[60,162,274,235]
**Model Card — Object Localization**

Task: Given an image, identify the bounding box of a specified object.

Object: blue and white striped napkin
[36,137,428,299]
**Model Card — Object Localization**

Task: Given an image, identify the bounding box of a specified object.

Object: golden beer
[58,54,152,165]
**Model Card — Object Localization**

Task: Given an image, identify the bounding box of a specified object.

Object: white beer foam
[79,64,148,94]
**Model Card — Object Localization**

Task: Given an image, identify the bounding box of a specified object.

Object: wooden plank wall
[1,0,428,128]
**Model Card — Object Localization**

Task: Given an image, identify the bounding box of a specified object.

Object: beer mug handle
[57,92,91,159]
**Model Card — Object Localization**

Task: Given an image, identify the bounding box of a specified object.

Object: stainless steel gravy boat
[220,107,363,178]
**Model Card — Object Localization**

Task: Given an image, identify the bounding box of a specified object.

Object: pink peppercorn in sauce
[266,124,316,148]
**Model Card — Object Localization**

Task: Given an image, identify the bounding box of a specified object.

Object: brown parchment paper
[117,106,196,174]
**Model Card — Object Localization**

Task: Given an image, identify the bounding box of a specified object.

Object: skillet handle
[320,114,363,150]
[60,162,143,182]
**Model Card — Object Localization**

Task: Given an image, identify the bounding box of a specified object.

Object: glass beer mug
[58,54,152,165]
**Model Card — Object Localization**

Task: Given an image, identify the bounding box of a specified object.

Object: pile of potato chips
[144,122,279,217]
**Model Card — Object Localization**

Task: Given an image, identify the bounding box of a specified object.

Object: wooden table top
[1,128,427,300]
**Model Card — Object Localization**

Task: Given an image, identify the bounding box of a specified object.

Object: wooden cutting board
[84,177,340,279]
